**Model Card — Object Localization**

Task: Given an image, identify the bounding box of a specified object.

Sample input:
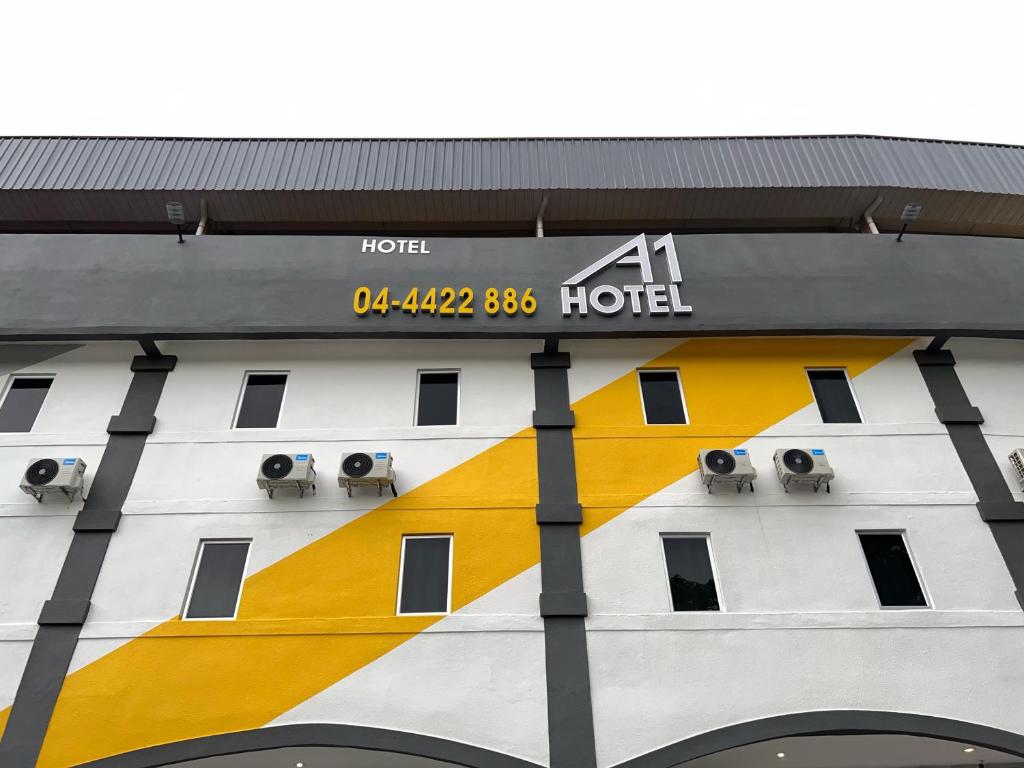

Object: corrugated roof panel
[5,136,1024,233]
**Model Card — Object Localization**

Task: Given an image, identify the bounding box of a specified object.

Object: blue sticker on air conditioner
[734,449,747,455]
[811,449,825,455]
[62,458,77,465]
[295,454,309,461]
[375,452,388,459]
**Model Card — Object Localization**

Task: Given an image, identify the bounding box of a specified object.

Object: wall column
[532,339,597,768]
[0,352,176,767]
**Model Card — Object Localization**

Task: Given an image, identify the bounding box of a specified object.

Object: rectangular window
[0,376,54,433]
[858,532,927,608]
[807,369,862,424]
[397,535,452,615]
[183,540,251,619]
[415,371,459,426]
[662,535,720,611]
[234,372,287,428]
[638,370,687,425]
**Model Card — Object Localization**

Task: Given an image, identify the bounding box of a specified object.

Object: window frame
[181,538,252,621]
[413,369,461,427]
[396,534,454,616]
[659,533,723,612]
[805,367,864,424]
[856,529,930,610]
[231,370,290,429]
[0,374,56,432]
[637,368,689,426]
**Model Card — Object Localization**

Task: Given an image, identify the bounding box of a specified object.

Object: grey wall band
[914,348,1024,609]
[978,502,1024,522]
[3,233,1024,340]
[535,502,584,524]
[74,723,545,768]
[37,599,91,626]
[935,405,985,425]
[531,344,598,768]
[0,353,175,768]
[611,710,1024,768]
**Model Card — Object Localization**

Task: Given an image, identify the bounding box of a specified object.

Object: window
[858,532,927,608]
[807,369,862,424]
[397,535,452,615]
[662,535,720,611]
[415,371,459,426]
[638,370,687,425]
[234,372,287,428]
[0,376,54,433]
[183,540,251,619]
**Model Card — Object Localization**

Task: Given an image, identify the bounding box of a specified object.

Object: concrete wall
[2,336,1023,768]
[572,339,1024,766]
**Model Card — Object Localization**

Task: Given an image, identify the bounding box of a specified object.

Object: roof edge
[1,134,1022,149]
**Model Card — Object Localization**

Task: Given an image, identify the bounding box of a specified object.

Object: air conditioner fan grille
[26,459,60,486]
[782,449,814,474]
[342,453,374,478]
[261,454,294,480]
[704,450,737,475]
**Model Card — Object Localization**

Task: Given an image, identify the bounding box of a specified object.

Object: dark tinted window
[859,533,927,607]
[639,371,686,424]
[662,537,719,611]
[184,541,250,619]
[416,372,459,426]
[808,370,861,423]
[399,536,451,614]
[235,374,287,428]
[0,378,53,432]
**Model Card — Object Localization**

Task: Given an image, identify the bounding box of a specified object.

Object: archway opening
[676,734,1022,768]
[173,746,474,767]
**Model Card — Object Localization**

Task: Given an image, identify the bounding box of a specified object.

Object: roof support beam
[861,195,883,234]
[536,195,549,238]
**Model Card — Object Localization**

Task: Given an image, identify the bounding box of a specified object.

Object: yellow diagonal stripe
[7,337,906,767]
[574,337,909,532]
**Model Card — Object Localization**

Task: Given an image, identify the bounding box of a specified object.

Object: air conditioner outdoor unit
[257,453,316,498]
[774,448,834,493]
[1009,449,1024,491]
[20,457,87,502]
[697,448,757,493]
[339,451,397,497]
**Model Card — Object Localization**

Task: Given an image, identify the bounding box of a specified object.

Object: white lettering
[652,234,683,283]
[377,239,396,254]
[561,286,588,316]
[668,284,692,314]
[563,234,652,286]
[397,239,408,253]
[622,285,644,315]
[362,239,376,253]
[408,240,419,254]
[590,285,625,315]
[421,240,430,254]
[645,284,669,315]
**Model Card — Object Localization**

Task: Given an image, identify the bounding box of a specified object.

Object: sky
[3,0,1022,144]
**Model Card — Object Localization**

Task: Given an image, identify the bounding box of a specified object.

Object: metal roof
[3,135,1024,235]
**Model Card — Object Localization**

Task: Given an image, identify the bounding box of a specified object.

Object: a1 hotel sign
[560,233,692,317]
[354,233,692,321]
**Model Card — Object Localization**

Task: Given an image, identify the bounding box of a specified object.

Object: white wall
[67,339,555,763]
[570,339,1024,766]
[7,337,1024,766]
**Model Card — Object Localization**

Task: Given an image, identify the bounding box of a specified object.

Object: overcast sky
[4,0,1021,144]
